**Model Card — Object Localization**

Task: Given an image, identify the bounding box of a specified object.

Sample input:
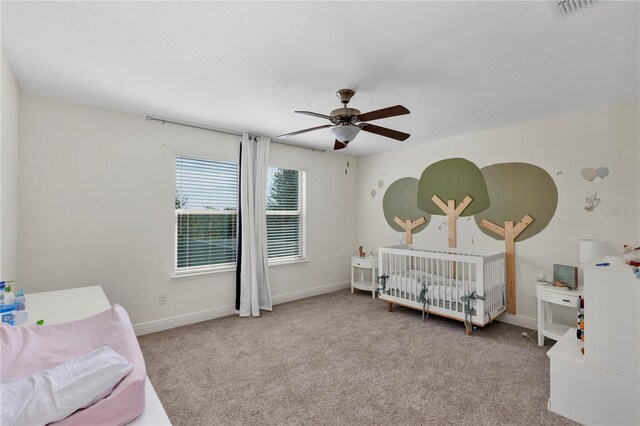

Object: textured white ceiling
[2,1,638,155]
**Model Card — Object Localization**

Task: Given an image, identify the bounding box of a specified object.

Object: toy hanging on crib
[460,291,486,335]
[376,274,390,296]
[417,284,430,321]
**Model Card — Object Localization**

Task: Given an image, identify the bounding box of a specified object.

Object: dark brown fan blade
[334,140,347,150]
[357,105,410,122]
[361,123,410,141]
[294,111,336,121]
[278,124,332,138]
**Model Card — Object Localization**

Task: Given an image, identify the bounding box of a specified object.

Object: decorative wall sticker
[581,167,597,181]
[370,189,377,197]
[417,158,490,249]
[393,216,427,245]
[383,177,430,242]
[596,167,609,179]
[582,166,609,212]
[377,158,560,315]
[437,217,471,231]
[585,193,601,212]
[378,180,384,188]
[474,162,558,314]
[476,163,558,242]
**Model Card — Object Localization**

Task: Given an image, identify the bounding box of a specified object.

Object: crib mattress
[386,271,503,300]
[1,304,146,426]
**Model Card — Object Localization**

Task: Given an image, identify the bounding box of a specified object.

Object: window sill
[172,267,235,280]
[269,258,308,268]
[172,258,308,280]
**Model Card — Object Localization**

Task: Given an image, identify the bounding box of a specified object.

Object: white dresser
[547,261,639,425]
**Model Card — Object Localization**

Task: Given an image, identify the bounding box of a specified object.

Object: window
[175,155,306,275]
[175,156,238,274]
[266,168,306,261]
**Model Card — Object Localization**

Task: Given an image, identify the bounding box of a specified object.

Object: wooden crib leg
[465,322,471,335]
[387,302,393,312]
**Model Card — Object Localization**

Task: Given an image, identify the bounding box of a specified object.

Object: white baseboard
[133,280,350,336]
[497,312,537,330]
[133,305,236,336]
[272,280,350,305]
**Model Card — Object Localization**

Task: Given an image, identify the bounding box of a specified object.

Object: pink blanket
[1,304,146,425]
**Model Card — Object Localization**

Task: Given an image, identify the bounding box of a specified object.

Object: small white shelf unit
[351,256,377,298]
[536,282,583,346]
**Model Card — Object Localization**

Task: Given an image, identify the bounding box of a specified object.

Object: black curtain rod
[146,116,324,153]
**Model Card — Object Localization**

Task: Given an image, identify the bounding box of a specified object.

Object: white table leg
[371,268,376,299]
[538,298,545,346]
[351,265,354,293]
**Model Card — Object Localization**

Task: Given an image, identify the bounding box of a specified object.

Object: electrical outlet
[158,294,168,305]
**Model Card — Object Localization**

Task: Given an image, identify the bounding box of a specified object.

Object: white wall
[358,103,640,324]
[19,94,359,328]
[0,50,21,281]
[16,93,639,331]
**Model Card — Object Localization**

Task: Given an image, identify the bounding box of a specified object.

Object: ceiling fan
[278,89,411,150]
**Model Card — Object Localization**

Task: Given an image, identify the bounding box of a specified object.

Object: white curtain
[238,133,272,317]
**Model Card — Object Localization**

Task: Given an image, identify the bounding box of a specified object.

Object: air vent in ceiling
[555,0,599,17]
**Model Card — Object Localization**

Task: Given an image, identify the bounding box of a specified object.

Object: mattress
[385,270,503,302]
[1,304,146,426]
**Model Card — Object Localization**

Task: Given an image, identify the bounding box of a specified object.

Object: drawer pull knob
[563,299,570,302]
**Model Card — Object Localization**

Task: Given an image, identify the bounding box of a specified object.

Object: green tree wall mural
[381,159,558,316]
[417,158,490,248]
[383,177,430,244]
[473,162,558,314]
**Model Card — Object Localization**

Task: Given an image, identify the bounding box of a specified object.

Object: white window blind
[175,156,238,273]
[175,156,306,275]
[266,168,306,261]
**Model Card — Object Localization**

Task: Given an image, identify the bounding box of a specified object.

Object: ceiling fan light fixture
[330,124,361,143]
[280,89,411,149]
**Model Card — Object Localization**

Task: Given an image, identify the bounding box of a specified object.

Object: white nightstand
[351,256,378,298]
[536,282,582,346]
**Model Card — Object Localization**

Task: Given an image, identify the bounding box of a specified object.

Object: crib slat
[429,257,433,305]
[449,259,453,311]
[437,257,440,308]
[392,253,396,298]
[413,255,417,302]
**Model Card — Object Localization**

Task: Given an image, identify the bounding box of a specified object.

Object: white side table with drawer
[351,256,378,298]
[536,282,583,346]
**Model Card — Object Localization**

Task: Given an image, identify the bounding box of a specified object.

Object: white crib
[378,245,506,332]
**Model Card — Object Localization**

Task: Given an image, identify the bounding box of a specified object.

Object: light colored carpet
[138,289,574,425]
